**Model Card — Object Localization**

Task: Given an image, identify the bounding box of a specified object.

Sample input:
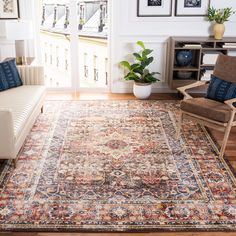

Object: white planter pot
[133,82,152,99]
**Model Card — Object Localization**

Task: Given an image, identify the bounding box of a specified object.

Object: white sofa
[0,65,46,165]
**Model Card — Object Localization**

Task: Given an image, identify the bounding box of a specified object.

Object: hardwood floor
[46,92,178,101]
[1,92,236,236]
[209,127,236,177]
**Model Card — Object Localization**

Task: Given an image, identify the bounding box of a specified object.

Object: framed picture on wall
[175,0,210,16]
[137,0,172,17]
[0,0,20,19]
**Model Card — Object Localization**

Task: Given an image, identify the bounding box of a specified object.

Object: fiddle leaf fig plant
[207,6,235,24]
[120,41,160,84]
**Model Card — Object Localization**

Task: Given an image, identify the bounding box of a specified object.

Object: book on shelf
[222,45,236,48]
[202,52,221,65]
[183,44,202,48]
[224,43,236,46]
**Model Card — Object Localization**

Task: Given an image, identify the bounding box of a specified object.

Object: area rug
[0,100,236,232]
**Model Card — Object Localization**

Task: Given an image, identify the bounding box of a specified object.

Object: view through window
[40,0,108,90]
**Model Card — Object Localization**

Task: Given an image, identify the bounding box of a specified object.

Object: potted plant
[207,6,235,39]
[119,41,160,99]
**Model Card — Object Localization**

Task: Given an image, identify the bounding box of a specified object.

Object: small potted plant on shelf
[119,41,160,99]
[207,6,235,40]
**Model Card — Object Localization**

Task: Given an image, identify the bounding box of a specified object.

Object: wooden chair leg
[176,111,183,139]
[219,124,232,158]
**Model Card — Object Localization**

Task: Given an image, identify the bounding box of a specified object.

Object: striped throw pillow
[206,75,236,107]
[0,59,22,91]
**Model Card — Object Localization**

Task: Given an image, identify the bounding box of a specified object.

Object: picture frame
[0,0,20,20]
[175,0,210,16]
[137,0,172,17]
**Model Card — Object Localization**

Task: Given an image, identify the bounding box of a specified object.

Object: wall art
[137,0,172,17]
[0,0,20,19]
[175,0,210,16]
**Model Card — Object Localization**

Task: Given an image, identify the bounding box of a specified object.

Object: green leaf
[133,53,141,59]
[131,63,140,69]
[141,57,154,67]
[147,57,154,65]
[120,61,131,70]
[133,65,144,74]
[137,41,145,50]
[133,53,144,61]
[207,6,235,23]
[142,49,153,57]
[131,64,143,74]
[124,72,140,81]
[143,74,159,83]
[207,6,216,22]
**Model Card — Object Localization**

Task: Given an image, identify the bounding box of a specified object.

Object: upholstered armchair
[177,54,236,158]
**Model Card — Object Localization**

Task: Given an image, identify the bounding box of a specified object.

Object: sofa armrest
[17,65,45,85]
[0,109,15,159]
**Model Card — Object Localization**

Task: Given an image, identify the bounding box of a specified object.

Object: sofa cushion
[180,97,235,123]
[0,59,22,91]
[0,85,45,140]
[206,75,236,106]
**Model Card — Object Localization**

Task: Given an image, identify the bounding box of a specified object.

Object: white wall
[111,0,236,93]
[0,20,15,59]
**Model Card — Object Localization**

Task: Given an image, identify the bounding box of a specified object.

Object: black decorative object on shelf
[176,50,193,67]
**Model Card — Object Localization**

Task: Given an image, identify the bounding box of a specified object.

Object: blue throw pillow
[206,75,236,107]
[0,59,23,91]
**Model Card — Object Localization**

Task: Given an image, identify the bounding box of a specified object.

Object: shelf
[222,47,236,50]
[173,66,198,71]
[169,36,236,90]
[175,47,201,50]
[201,48,228,51]
[200,64,215,67]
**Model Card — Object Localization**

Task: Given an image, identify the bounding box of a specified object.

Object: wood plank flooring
[1,92,236,236]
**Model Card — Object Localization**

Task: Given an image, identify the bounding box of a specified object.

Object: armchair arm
[17,65,45,85]
[177,81,208,100]
[224,98,236,111]
[0,109,15,159]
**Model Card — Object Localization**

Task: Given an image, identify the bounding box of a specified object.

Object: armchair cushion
[180,97,236,123]
[0,59,22,91]
[213,54,236,83]
[206,75,236,107]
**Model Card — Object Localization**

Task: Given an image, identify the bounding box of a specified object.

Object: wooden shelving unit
[168,36,236,89]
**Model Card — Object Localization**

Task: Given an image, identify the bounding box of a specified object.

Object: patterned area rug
[0,100,236,232]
